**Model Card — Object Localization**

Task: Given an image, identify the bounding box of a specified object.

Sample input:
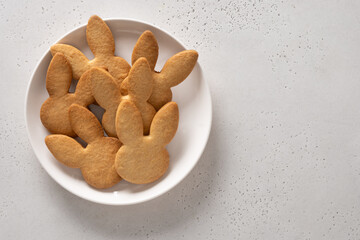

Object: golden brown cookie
[45,104,122,189]
[115,100,179,184]
[90,57,155,137]
[50,15,130,85]
[40,53,94,136]
[131,30,198,110]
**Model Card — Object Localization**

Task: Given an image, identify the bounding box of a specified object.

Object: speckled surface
[1,0,360,239]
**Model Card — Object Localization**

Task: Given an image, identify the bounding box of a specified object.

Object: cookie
[90,57,155,137]
[40,53,94,136]
[50,15,130,85]
[115,100,179,184]
[45,104,122,189]
[131,30,198,110]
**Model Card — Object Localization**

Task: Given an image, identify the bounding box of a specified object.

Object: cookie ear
[122,58,153,101]
[46,53,72,97]
[74,68,95,105]
[86,15,115,57]
[50,44,90,80]
[115,100,143,145]
[160,50,198,87]
[150,102,179,146]
[89,67,122,110]
[132,30,159,71]
[69,104,104,143]
[45,135,85,168]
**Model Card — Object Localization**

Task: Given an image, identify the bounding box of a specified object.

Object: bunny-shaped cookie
[45,104,122,189]
[50,15,130,85]
[40,53,94,136]
[115,100,179,184]
[90,57,155,137]
[131,30,198,110]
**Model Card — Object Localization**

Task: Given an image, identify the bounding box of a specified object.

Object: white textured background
[1,0,360,239]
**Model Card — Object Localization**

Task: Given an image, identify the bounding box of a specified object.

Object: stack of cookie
[40,15,198,189]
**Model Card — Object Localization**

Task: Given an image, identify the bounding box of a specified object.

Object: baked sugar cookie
[40,53,94,136]
[115,100,179,184]
[131,30,198,110]
[51,15,130,85]
[90,57,155,137]
[45,104,121,189]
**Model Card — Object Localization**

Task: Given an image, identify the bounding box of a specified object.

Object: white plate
[25,19,212,205]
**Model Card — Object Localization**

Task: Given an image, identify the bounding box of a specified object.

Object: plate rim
[24,17,212,205]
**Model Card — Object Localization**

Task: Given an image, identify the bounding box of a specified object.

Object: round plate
[25,19,212,205]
